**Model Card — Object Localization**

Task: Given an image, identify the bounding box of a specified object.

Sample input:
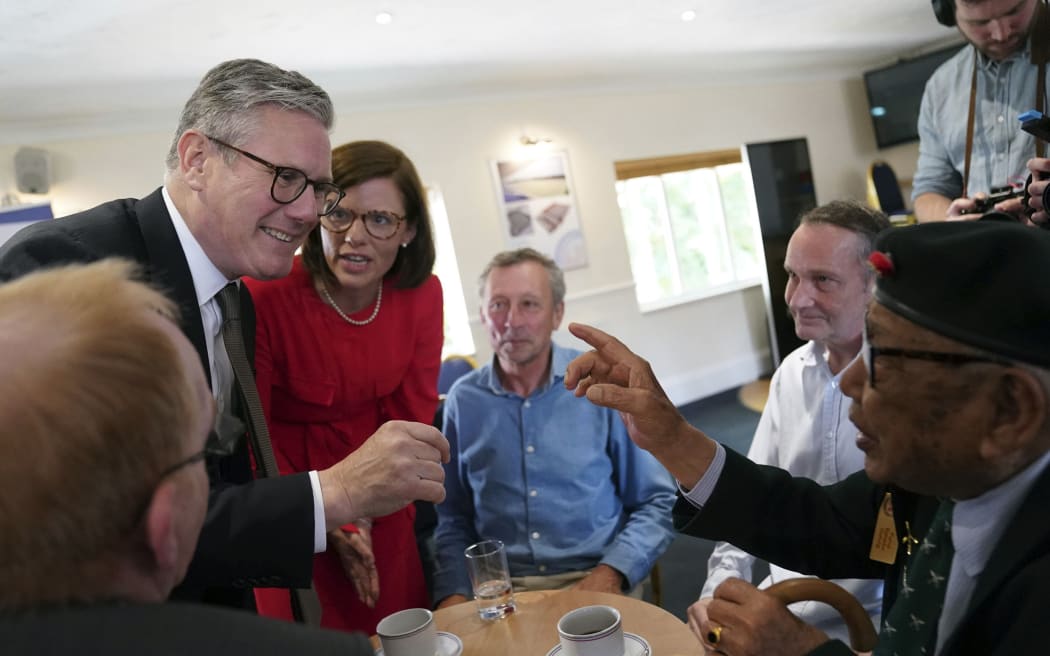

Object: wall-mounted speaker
[15,147,52,195]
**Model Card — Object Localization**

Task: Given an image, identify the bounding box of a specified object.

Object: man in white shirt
[697,201,888,644]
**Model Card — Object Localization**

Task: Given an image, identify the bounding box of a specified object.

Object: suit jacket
[0,602,372,655]
[675,448,1050,655]
[0,189,314,603]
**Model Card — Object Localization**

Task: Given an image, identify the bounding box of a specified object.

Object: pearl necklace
[320,283,382,326]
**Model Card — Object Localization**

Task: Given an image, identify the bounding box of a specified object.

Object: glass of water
[464,539,516,620]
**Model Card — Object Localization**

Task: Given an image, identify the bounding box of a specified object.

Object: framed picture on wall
[490,150,588,270]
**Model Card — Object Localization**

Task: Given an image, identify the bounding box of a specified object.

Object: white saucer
[545,632,651,656]
[375,630,463,656]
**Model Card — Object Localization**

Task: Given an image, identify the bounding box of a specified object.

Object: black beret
[870,221,1050,368]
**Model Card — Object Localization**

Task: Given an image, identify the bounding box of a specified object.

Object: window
[614,150,763,310]
[427,186,476,358]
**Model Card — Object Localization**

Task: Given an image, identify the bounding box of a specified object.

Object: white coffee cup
[557,605,624,656]
[376,607,437,656]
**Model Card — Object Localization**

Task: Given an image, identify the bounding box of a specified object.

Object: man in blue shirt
[913,0,1047,221]
[433,248,676,608]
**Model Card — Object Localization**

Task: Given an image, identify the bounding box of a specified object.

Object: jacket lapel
[134,189,211,387]
[941,464,1050,653]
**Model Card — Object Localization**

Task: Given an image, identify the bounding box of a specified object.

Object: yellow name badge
[869,492,898,565]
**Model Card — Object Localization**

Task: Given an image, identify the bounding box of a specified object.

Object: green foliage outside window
[616,162,761,308]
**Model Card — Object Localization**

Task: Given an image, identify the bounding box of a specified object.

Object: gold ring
[707,625,722,646]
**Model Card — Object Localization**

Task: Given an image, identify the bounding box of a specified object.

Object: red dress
[245,258,443,634]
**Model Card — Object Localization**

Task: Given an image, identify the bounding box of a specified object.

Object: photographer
[912,0,1048,222]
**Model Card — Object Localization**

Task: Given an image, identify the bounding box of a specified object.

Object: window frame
[614,150,764,313]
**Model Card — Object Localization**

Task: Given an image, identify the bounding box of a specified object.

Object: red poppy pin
[868,251,894,277]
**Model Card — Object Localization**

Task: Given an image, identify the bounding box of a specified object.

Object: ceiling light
[681,10,697,22]
[520,134,553,146]
[376,11,393,25]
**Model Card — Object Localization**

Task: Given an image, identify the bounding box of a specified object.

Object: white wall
[0,76,920,405]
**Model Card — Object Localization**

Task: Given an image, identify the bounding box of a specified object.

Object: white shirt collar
[952,449,1050,578]
[162,186,233,306]
[800,340,860,385]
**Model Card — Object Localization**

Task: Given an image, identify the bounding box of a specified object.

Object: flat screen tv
[863,43,966,149]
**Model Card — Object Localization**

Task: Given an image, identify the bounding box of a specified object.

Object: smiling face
[320,177,415,307]
[784,222,872,352]
[955,0,1038,61]
[187,105,333,280]
[481,260,564,370]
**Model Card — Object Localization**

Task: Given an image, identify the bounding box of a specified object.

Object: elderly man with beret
[565,220,1050,656]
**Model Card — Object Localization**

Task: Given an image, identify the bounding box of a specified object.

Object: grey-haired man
[0,58,448,612]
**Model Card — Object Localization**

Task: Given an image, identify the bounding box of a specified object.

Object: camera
[1018,110,1050,229]
[1019,109,1050,141]
[967,186,1024,214]
[970,111,1050,223]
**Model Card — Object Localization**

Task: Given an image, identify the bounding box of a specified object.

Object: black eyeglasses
[154,413,245,480]
[861,325,1013,389]
[134,445,208,526]
[136,413,245,526]
[206,135,345,217]
[155,448,207,481]
[203,412,245,458]
[320,207,405,240]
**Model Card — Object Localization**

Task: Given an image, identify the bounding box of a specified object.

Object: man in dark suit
[0,58,449,610]
[0,261,371,654]
[563,221,1050,655]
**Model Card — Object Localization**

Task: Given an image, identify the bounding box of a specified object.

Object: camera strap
[962,51,978,198]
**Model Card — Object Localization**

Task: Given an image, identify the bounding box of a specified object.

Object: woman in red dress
[246,140,442,633]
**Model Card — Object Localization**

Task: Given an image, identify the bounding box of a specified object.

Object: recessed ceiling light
[681,9,697,21]
[376,11,393,25]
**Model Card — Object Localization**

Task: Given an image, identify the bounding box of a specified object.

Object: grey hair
[164,58,334,171]
[478,248,566,306]
[797,200,891,271]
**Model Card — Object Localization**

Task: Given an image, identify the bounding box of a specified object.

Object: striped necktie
[215,282,320,625]
[215,283,278,477]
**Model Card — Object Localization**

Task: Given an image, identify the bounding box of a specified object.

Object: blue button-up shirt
[433,343,676,602]
[913,40,1047,202]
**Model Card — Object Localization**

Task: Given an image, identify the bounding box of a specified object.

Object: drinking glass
[464,539,516,620]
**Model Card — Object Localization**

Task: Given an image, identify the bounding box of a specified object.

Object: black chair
[866,161,915,225]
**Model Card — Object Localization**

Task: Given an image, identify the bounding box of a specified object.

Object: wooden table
[374,589,702,655]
